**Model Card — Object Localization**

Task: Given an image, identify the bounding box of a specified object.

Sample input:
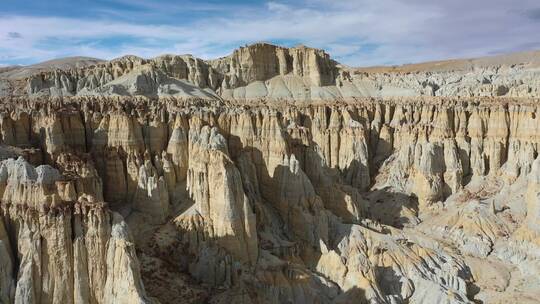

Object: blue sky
[1,0,540,67]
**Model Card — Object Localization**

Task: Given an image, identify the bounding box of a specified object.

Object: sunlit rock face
[1,44,540,304]
[4,43,540,100]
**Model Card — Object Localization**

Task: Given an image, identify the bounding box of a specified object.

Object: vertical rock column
[0,157,151,304]
[185,125,258,264]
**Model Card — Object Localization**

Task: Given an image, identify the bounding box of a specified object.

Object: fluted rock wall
[0,95,538,303]
[17,43,339,100]
[210,43,337,90]
[0,156,150,304]
[5,44,540,100]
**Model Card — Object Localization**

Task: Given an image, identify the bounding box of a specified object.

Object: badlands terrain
[0,43,540,303]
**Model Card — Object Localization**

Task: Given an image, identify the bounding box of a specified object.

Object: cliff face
[0,44,540,304]
[0,155,149,304]
[16,43,340,100]
[0,94,539,303]
[4,43,540,100]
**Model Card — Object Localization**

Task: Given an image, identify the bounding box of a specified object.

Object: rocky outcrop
[0,95,537,303]
[3,43,540,304]
[4,44,540,100]
[0,156,151,304]
[183,125,258,264]
[349,53,540,98]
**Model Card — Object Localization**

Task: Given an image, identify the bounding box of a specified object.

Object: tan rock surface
[5,43,540,100]
[0,45,540,304]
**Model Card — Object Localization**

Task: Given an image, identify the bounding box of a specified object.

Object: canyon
[0,43,539,303]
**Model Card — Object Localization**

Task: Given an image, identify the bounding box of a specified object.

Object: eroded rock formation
[3,43,540,100]
[0,44,539,304]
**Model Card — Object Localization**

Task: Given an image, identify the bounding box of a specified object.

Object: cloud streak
[0,0,539,66]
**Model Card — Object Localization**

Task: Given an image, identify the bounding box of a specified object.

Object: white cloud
[0,0,539,66]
